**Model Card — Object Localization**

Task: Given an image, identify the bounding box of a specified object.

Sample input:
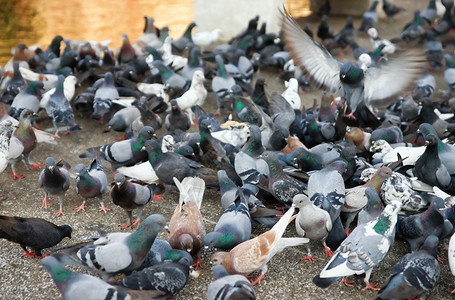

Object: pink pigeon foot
[74,203,87,212]
[42,196,50,209]
[343,111,356,119]
[362,282,379,291]
[54,210,64,217]
[340,277,354,287]
[22,250,36,258]
[117,134,127,141]
[251,273,264,285]
[324,246,333,258]
[99,203,111,213]
[130,220,141,228]
[120,223,130,230]
[153,194,163,202]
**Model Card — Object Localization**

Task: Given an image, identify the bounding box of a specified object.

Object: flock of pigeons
[3,0,455,299]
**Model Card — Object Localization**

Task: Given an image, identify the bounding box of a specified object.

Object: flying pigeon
[281,8,425,119]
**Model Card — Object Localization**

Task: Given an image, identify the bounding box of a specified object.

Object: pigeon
[376,235,440,300]
[7,109,42,179]
[0,215,71,257]
[44,75,80,137]
[382,0,406,21]
[424,31,443,68]
[281,78,301,110]
[174,70,207,123]
[41,256,134,300]
[367,28,396,55]
[74,158,109,213]
[161,36,188,71]
[0,62,27,104]
[0,120,15,174]
[58,214,167,281]
[211,205,309,285]
[207,265,256,300]
[193,28,222,50]
[420,0,437,25]
[141,139,218,191]
[413,72,435,100]
[151,59,190,92]
[79,126,156,170]
[396,199,447,251]
[8,80,42,119]
[260,150,306,207]
[326,16,355,56]
[212,54,236,115]
[444,53,455,96]
[118,33,136,64]
[399,10,425,41]
[38,157,71,216]
[358,1,379,33]
[164,99,191,132]
[317,15,334,42]
[116,250,192,297]
[172,22,196,54]
[281,8,425,119]
[293,194,333,262]
[204,189,251,250]
[313,201,402,290]
[168,176,206,268]
[181,46,205,81]
[419,98,448,139]
[111,173,158,229]
[91,72,119,123]
[108,105,142,133]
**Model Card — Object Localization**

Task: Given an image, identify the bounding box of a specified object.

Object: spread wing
[281,7,342,93]
[364,48,426,107]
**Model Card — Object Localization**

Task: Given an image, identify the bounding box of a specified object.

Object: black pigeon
[0,215,71,257]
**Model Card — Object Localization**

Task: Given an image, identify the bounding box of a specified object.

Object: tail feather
[173,176,206,209]
[312,275,340,288]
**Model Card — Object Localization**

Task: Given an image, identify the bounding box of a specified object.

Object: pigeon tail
[173,176,205,209]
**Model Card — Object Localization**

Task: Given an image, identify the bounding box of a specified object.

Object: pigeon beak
[164,225,170,233]
[48,165,54,172]
[141,146,146,151]
[204,245,209,250]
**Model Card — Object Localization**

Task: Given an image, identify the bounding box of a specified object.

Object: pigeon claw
[99,203,111,213]
[75,203,87,212]
[21,248,35,258]
[447,288,455,294]
[130,220,141,228]
[301,255,317,263]
[153,194,163,203]
[251,273,264,285]
[192,256,203,270]
[54,210,64,217]
[362,282,379,291]
[12,172,24,179]
[42,197,50,209]
[30,163,44,169]
[324,246,333,258]
[120,223,130,230]
[117,134,127,141]
[340,277,354,287]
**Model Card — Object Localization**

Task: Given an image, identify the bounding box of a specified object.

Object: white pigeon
[193,28,222,49]
[161,36,188,71]
[281,78,301,110]
[174,70,207,123]
[367,28,396,54]
[0,120,15,174]
[116,161,159,184]
[19,66,59,91]
[370,139,425,166]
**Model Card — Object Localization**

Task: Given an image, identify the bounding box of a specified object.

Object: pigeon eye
[158,221,162,225]
[264,153,268,157]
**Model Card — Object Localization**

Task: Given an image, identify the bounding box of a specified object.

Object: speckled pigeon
[376,235,440,300]
[38,157,71,216]
[0,215,71,257]
[313,201,402,291]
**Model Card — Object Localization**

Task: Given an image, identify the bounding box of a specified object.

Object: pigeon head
[164,249,193,266]
[420,235,439,258]
[114,173,126,187]
[292,194,311,209]
[74,164,88,176]
[40,256,74,283]
[424,133,438,146]
[127,214,168,254]
[204,231,236,250]
[45,157,56,172]
[340,62,364,84]
[417,123,438,140]
[59,224,73,239]
[211,251,229,266]
[142,139,163,163]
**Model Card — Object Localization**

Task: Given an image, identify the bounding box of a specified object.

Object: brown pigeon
[168,176,206,269]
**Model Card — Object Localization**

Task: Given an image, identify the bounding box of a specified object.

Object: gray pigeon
[44,75,80,137]
[357,187,384,226]
[57,214,168,281]
[204,190,251,250]
[116,249,192,298]
[111,173,157,229]
[38,157,71,216]
[293,194,333,261]
[376,235,440,300]
[41,256,131,300]
[74,158,109,213]
[8,80,43,119]
[207,265,256,300]
[313,201,402,290]
[91,72,119,122]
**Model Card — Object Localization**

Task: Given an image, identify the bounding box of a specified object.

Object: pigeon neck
[49,264,74,285]
[373,211,393,234]
[157,63,172,80]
